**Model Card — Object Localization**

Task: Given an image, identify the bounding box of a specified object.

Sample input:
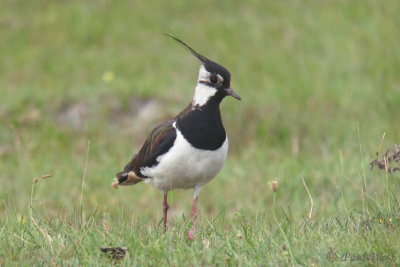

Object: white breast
[141,125,228,192]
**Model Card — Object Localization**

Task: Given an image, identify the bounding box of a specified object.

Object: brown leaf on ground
[100,247,127,260]
[370,145,400,173]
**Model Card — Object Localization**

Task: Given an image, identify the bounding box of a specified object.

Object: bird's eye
[210,75,218,84]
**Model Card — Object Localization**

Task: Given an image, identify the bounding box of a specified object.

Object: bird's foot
[187,229,196,240]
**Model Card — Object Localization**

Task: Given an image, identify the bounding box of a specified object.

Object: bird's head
[166,35,241,106]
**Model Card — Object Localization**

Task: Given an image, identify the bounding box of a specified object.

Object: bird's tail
[111,171,144,189]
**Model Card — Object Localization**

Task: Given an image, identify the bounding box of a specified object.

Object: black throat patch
[177,95,226,150]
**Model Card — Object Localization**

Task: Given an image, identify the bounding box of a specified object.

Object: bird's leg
[162,192,169,233]
[188,195,199,239]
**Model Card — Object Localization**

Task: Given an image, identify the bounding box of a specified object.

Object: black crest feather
[165,34,209,63]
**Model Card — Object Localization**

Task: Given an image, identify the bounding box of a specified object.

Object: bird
[112,35,241,239]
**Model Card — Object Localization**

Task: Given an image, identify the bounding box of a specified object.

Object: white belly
[141,128,228,192]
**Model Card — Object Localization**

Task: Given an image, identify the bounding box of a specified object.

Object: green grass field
[1,0,400,265]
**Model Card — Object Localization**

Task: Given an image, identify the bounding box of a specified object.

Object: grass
[1,0,400,265]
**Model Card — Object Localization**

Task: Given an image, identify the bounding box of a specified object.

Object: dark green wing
[120,120,177,178]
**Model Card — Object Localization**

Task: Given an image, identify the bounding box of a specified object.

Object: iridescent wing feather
[117,120,177,182]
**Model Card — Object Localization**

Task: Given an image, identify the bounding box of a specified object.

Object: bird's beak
[225,88,241,100]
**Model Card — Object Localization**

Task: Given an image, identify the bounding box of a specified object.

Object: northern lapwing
[113,35,241,239]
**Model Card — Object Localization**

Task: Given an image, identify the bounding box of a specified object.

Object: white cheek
[193,65,218,106]
[193,83,217,106]
[198,65,210,81]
